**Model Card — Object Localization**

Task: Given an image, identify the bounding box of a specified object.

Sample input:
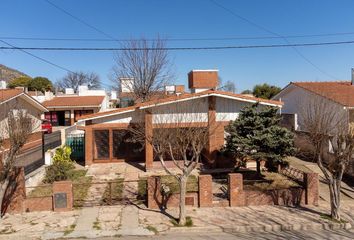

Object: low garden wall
[147,170,319,209]
[3,167,74,214]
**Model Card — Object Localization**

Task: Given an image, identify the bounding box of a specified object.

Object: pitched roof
[292,81,354,107]
[0,89,23,103]
[0,88,47,112]
[43,96,105,108]
[78,90,282,121]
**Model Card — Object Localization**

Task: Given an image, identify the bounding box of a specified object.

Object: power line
[44,0,117,41]
[1,39,354,51]
[0,39,74,73]
[208,0,338,79]
[3,31,354,42]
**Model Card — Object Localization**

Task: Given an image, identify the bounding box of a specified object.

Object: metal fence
[279,166,305,185]
[72,179,143,208]
[66,133,85,163]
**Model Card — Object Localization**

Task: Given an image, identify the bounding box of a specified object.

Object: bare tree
[112,37,174,102]
[57,71,101,93]
[0,110,34,216]
[219,79,236,93]
[129,102,216,225]
[300,97,353,220]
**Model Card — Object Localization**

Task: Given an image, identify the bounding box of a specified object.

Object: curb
[167,222,352,234]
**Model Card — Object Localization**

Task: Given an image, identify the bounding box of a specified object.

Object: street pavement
[90,228,354,240]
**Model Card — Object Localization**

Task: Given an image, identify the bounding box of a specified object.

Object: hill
[0,64,30,83]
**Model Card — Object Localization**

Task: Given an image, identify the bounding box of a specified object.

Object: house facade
[77,70,283,170]
[42,95,107,126]
[0,89,48,172]
[273,80,354,176]
[273,81,353,130]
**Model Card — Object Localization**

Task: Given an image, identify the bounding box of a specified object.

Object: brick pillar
[2,167,26,214]
[207,96,224,167]
[53,181,73,212]
[70,109,75,125]
[199,175,213,207]
[147,177,161,209]
[304,172,319,206]
[85,127,93,166]
[229,173,245,207]
[145,111,153,171]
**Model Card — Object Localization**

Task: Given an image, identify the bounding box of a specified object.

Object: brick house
[77,70,283,170]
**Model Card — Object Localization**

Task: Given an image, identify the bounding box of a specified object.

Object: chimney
[188,70,218,93]
[352,68,354,85]
[165,85,185,96]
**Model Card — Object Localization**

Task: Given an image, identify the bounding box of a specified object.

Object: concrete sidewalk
[138,200,354,234]
[1,201,353,239]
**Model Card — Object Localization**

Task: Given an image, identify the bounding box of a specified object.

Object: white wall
[274,84,348,131]
[0,97,43,139]
[216,97,250,122]
[152,98,208,124]
[92,110,144,124]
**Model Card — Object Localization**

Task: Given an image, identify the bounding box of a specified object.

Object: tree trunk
[256,160,261,175]
[329,178,341,221]
[178,176,187,225]
[0,179,10,217]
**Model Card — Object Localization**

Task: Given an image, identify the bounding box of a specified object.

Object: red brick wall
[188,71,218,89]
[198,175,213,207]
[1,167,26,215]
[23,197,53,212]
[229,173,245,207]
[145,111,153,170]
[53,181,73,212]
[147,177,198,209]
[304,172,319,206]
[85,127,93,165]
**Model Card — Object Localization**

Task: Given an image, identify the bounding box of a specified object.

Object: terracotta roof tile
[78,90,282,121]
[292,81,354,106]
[43,96,105,108]
[0,89,23,103]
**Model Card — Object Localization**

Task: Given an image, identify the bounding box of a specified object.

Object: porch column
[145,111,153,170]
[85,126,93,166]
[207,96,224,166]
[70,109,75,125]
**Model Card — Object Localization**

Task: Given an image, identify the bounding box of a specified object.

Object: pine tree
[224,104,295,174]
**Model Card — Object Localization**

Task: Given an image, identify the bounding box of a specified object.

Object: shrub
[43,146,75,183]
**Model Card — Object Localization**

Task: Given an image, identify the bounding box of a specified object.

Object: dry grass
[245,172,299,191]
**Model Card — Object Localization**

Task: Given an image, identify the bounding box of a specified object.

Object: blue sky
[1,0,354,92]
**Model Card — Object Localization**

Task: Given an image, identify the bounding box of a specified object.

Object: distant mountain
[0,64,30,82]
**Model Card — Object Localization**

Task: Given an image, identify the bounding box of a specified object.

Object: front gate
[66,132,85,164]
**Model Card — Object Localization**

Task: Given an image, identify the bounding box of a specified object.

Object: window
[113,130,143,160]
[94,130,109,159]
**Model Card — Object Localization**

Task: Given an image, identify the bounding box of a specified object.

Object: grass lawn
[244,172,300,191]
[101,178,124,204]
[28,169,92,208]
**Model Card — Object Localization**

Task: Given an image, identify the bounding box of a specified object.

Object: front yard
[28,169,92,208]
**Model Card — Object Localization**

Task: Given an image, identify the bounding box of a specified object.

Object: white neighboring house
[273,80,354,176]
[273,81,351,131]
